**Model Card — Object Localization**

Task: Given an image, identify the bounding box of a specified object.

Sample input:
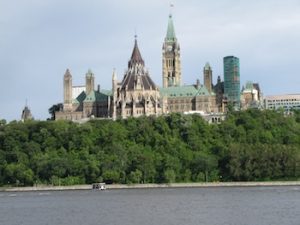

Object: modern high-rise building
[223,56,240,109]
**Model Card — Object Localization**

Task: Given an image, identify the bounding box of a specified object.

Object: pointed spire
[128,36,145,68]
[64,68,72,77]
[165,14,176,42]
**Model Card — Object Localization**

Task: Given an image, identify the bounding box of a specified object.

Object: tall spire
[162,13,181,88]
[128,36,144,68]
[165,14,176,42]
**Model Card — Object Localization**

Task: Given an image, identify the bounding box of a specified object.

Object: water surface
[1,186,299,225]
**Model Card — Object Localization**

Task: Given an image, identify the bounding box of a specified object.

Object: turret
[63,69,73,111]
[85,69,95,94]
[204,62,212,93]
[112,69,117,120]
[21,100,33,122]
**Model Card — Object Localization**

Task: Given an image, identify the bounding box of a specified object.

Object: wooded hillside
[0,109,299,186]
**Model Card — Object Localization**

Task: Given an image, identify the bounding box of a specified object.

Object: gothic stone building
[112,38,162,119]
[55,14,220,121]
[55,69,112,120]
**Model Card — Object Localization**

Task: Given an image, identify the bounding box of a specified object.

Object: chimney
[97,84,100,92]
[196,79,200,89]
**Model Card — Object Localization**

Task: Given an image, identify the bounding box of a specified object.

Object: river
[0,186,299,225]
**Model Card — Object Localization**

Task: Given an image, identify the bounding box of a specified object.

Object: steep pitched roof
[21,106,32,120]
[120,70,157,91]
[120,38,157,91]
[73,91,86,104]
[165,14,176,42]
[128,38,144,68]
[64,68,72,78]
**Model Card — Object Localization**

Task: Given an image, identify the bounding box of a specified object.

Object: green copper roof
[166,14,176,42]
[73,91,86,104]
[101,89,112,96]
[204,62,211,70]
[84,90,109,102]
[245,81,253,90]
[73,90,111,104]
[160,85,212,98]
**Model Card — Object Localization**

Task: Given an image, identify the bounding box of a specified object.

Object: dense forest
[0,109,300,187]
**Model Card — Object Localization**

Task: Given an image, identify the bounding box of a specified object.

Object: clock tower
[162,14,181,88]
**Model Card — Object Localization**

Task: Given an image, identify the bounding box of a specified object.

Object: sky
[1,0,300,121]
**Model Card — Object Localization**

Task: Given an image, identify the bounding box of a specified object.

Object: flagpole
[170,3,174,15]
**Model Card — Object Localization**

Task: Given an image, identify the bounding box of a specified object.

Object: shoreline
[1,181,300,192]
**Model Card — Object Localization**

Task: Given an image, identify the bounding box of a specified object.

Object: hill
[0,110,299,186]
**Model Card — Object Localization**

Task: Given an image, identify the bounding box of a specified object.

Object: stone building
[55,69,112,120]
[213,76,225,112]
[54,13,227,121]
[112,38,162,119]
[21,104,33,121]
[160,14,217,114]
[203,63,213,93]
[264,94,300,111]
[162,14,181,88]
[240,81,262,109]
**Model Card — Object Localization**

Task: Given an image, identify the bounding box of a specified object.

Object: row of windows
[126,109,145,115]
[166,59,175,67]
[169,99,192,104]
[268,102,300,106]
[267,99,300,102]
[169,93,194,97]
[169,97,209,103]
[169,93,207,97]
[168,104,209,110]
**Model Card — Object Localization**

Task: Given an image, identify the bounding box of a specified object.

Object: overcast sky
[1,0,300,121]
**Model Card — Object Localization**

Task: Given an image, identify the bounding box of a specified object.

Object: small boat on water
[92,183,106,190]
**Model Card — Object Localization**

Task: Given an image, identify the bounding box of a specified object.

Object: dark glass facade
[223,56,240,109]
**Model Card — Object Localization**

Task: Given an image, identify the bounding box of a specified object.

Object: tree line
[0,109,299,186]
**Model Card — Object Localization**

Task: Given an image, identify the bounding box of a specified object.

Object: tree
[48,103,63,120]
[128,169,143,184]
[102,170,120,184]
[164,169,176,183]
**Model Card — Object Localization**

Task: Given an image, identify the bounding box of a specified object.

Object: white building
[264,94,300,111]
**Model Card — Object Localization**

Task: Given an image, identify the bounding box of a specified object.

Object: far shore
[1,181,300,192]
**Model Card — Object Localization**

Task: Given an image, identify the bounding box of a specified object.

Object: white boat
[92,183,106,190]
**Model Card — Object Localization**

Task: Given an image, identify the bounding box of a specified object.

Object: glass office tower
[223,56,240,109]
